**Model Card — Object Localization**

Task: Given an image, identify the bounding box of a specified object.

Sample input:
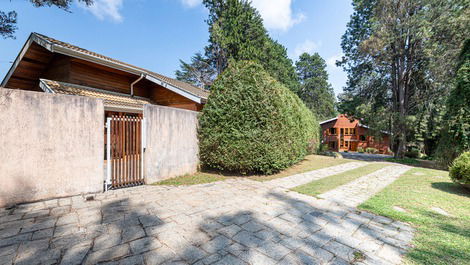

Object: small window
[360,135,366,141]
[329,128,336,135]
[351,128,356,135]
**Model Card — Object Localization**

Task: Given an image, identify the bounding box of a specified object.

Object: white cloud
[251,0,305,31]
[325,53,346,95]
[326,53,343,68]
[180,0,202,8]
[294,40,321,58]
[180,0,304,31]
[80,0,124,22]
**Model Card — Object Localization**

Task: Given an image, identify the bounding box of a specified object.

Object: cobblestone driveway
[0,169,414,265]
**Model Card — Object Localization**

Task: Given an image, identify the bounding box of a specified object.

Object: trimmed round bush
[198,61,319,174]
[449,152,470,185]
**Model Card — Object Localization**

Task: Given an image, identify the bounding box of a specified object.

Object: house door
[105,115,144,190]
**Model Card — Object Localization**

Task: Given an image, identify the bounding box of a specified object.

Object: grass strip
[292,163,389,197]
[359,167,470,265]
[153,155,355,185]
[249,155,355,181]
[153,173,227,186]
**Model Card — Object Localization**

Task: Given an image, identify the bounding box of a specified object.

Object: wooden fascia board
[3,33,205,104]
[145,75,202,104]
[1,34,36,87]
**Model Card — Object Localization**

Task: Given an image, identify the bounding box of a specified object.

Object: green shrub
[357,147,364,153]
[366,147,378,154]
[449,152,470,185]
[405,148,421,159]
[333,152,343,159]
[319,144,329,153]
[198,61,319,174]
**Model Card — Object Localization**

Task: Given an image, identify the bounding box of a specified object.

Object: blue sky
[0,0,353,95]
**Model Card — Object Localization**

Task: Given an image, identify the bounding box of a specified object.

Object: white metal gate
[105,116,145,190]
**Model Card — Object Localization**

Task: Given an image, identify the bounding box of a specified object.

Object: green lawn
[153,154,354,185]
[385,157,420,165]
[292,163,389,197]
[153,173,227,186]
[385,157,443,170]
[359,167,470,265]
[248,154,354,181]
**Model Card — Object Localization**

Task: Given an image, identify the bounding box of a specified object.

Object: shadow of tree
[431,182,470,197]
[2,196,166,265]
[1,184,415,265]
[174,190,398,264]
[0,87,13,107]
[0,175,37,209]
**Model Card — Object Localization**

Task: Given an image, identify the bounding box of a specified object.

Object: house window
[360,135,366,141]
[329,128,336,135]
[351,128,356,135]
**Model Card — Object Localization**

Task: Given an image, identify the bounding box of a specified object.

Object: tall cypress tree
[177,0,298,93]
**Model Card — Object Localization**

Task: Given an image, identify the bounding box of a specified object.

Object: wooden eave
[1,33,208,104]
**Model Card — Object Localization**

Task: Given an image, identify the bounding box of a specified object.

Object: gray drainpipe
[130,74,145,97]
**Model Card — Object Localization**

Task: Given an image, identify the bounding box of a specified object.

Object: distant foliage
[295,52,337,120]
[437,40,470,165]
[449,152,470,185]
[405,148,421,159]
[175,52,215,89]
[198,61,319,174]
[365,147,378,154]
[337,0,469,158]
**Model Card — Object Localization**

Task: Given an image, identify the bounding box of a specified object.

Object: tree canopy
[295,52,336,120]
[338,0,469,158]
[1,0,93,39]
[176,0,298,92]
[175,52,216,90]
[436,39,470,164]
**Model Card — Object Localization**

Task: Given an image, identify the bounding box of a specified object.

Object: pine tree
[177,0,298,93]
[295,53,336,120]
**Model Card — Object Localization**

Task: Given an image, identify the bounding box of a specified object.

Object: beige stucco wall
[0,88,104,207]
[144,104,199,183]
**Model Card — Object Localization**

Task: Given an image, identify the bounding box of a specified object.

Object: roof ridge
[32,33,209,100]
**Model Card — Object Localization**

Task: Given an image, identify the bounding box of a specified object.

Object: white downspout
[130,74,145,97]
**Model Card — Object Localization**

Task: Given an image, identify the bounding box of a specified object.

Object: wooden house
[320,114,391,154]
[1,32,208,115]
[1,33,209,189]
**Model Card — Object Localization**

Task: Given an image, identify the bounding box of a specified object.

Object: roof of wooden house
[1,33,209,104]
[319,115,391,135]
[40,79,154,112]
